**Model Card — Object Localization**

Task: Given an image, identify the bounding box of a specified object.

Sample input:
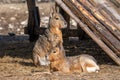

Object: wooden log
[91,0,120,31]
[63,0,120,55]
[79,0,120,41]
[79,0,120,54]
[78,0,120,54]
[109,0,120,8]
[55,0,120,65]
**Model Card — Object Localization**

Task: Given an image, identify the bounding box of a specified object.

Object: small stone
[0,27,3,30]
[41,12,45,15]
[39,7,43,10]
[20,32,24,35]
[8,24,14,29]
[9,6,20,10]
[71,19,77,26]
[10,17,16,21]
[3,20,7,24]
[1,17,5,20]
[17,28,20,32]
[21,20,27,25]
[25,11,28,14]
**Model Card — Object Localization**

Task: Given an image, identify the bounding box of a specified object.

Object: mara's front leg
[33,53,39,66]
[33,53,50,66]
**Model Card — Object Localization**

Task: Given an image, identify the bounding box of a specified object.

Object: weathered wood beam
[55,0,120,65]
[63,0,120,55]
[109,0,120,8]
[78,0,120,54]
[79,0,120,41]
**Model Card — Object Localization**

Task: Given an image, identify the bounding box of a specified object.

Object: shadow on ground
[0,35,116,66]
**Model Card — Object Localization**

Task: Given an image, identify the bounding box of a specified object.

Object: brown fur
[47,47,100,73]
[32,7,67,66]
[48,47,70,73]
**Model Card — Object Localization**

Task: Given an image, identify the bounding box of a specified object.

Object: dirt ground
[0,2,120,80]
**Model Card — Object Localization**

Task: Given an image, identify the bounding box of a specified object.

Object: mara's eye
[53,50,57,53]
[55,17,59,20]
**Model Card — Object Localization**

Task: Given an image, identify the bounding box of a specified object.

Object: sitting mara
[33,7,67,66]
[47,46,100,73]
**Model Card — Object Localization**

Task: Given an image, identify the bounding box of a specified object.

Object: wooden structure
[25,0,120,65]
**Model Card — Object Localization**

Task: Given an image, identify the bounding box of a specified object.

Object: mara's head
[47,47,64,62]
[49,7,67,29]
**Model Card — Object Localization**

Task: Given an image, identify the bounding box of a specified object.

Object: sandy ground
[0,2,120,80]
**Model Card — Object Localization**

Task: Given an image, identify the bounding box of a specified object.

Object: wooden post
[26,0,40,42]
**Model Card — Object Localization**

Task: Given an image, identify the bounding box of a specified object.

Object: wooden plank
[78,0,120,55]
[63,0,120,55]
[109,0,120,8]
[91,0,120,31]
[55,0,120,65]
[79,0,120,41]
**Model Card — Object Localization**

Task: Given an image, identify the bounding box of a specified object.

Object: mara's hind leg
[80,63,87,72]
[84,63,100,73]
[80,61,94,72]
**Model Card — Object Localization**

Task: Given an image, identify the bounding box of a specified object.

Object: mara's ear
[55,6,60,13]
[50,6,56,17]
